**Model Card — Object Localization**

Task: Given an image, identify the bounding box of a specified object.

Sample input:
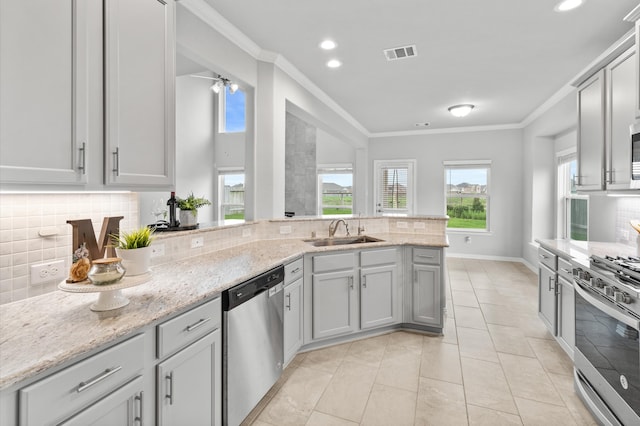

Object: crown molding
[178,0,262,58]
[624,5,640,22]
[369,123,522,139]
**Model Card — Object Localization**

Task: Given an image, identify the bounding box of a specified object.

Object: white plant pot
[115,246,152,276]
[179,209,198,227]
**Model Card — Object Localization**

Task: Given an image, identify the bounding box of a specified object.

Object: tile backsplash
[0,193,139,304]
[615,197,640,249]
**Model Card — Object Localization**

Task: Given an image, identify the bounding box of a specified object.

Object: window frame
[218,85,246,134]
[557,151,588,240]
[317,163,354,217]
[443,160,491,233]
[218,168,245,221]
[373,159,416,216]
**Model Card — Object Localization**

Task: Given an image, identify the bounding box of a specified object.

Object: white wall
[369,129,524,258]
[317,128,356,165]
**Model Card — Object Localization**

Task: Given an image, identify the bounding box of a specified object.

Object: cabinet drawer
[19,334,144,426]
[361,248,397,267]
[285,258,304,285]
[538,247,557,270]
[157,297,221,359]
[313,252,356,273]
[412,247,441,265]
[558,257,573,282]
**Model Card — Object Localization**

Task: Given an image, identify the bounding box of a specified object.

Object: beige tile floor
[243,258,597,426]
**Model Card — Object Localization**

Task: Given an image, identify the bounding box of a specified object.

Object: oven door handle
[575,282,640,329]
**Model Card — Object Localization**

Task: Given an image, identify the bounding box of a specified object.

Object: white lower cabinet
[284,277,304,365]
[157,330,221,426]
[360,248,400,330]
[59,376,144,426]
[408,247,443,327]
[557,276,575,358]
[538,263,557,334]
[311,269,358,340]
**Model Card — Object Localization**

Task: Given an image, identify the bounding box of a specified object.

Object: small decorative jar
[88,258,126,285]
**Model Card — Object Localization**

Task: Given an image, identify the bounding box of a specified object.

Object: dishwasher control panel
[222,265,284,310]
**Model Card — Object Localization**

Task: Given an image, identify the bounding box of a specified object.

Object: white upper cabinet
[606,48,636,190]
[577,46,637,192]
[104,0,175,188]
[0,0,92,186]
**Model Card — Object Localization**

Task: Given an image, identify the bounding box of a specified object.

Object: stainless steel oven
[573,257,640,425]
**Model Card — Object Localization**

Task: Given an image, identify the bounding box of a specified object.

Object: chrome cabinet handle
[548,276,555,292]
[286,292,291,310]
[560,268,571,274]
[539,254,548,259]
[417,254,435,259]
[135,391,143,425]
[78,142,86,174]
[165,372,173,405]
[605,169,615,184]
[362,275,367,288]
[348,276,354,289]
[186,317,211,332]
[112,147,120,175]
[291,267,301,274]
[77,366,122,393]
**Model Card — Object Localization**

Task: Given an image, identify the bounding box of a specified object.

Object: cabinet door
[636,20,640,119]
[0,0,89,185]
[105,0,175,187]
[284,278,303,365]
[606,48,636,189]
[557,276,575,359]
[577,70,606,191]
[157,330,221,426]
[412,264,441,326]
[59,376,143,426]
[312,270,357,340]
[361,264,398,329]
[538,264,557,335]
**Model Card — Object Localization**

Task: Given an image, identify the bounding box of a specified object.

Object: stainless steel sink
[304,236,383,247]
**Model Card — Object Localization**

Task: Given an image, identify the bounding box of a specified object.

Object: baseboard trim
[446,253,538,273]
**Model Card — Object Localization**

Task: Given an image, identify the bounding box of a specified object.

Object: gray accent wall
[285,112,317,216]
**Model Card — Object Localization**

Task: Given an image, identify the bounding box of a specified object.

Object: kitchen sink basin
[304,236,384,247]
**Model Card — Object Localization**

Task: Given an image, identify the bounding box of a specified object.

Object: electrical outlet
[621,230,630,241]
[396,221,408,229]
[30,260,65,285]
[151,243,165,258]
[280,225,292,235]
[242,228,251,237]
[191,237,204,249]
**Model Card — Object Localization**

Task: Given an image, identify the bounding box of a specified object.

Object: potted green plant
[177,192,211,227]
[111,226,154,276]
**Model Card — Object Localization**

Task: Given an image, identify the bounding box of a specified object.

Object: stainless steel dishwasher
[222,265,284,426]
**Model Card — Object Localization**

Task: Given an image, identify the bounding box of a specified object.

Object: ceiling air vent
[384,44,417,61]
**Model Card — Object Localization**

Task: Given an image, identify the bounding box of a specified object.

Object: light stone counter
[536,238,637,266]
[0,232,448,391]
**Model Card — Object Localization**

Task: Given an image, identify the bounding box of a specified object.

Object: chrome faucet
[328,219,350,238]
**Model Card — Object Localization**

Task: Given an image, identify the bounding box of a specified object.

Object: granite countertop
[536,238,638,266]
[0,232,448,391]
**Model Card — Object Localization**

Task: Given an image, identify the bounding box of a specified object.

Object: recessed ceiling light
[554,0,584,12]
[320,40,336,50]
[448,104,474,117]
[327,59,342,68]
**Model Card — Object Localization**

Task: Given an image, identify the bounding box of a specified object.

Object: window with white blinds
[374,160,415,216]
[557,152,588,240]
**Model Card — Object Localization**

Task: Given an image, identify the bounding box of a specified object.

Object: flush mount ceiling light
[448,104,474,117]
[190,74,239,94]
[320,40,336,50]
[326,59,342,68]
[554,0,584,12]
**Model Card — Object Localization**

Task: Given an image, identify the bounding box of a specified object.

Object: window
[318,165,353,216]
[374,160,415,216]
[218,171,245,220]
[219,85,246,133]
[557,153,588,240]
[444,161,490,230]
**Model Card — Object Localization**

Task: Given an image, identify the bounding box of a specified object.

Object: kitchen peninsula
[0,216,448,425]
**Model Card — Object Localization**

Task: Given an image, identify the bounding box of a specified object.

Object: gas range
[573,254,640,318]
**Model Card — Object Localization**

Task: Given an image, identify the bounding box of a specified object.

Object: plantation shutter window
[374,160,415,216]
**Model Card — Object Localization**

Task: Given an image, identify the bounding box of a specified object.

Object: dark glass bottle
[167,192,178,228]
